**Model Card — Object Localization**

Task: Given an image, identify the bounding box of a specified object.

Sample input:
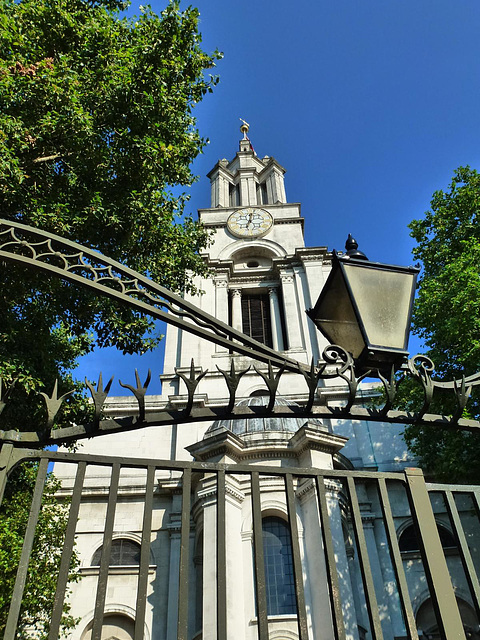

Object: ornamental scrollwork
[0,218,301,371]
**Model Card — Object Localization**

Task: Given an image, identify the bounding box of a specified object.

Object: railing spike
[85,373,114,427]
[38,379,74,433]
[376,365,397,417]
[175,360,208,417]
[216,361,250,414]
[253,361,285,413]
[119,369,152,422]
[451,375,472,425]
[407,355,435,419]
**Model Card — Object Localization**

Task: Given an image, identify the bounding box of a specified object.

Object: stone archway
[80,613,135,640]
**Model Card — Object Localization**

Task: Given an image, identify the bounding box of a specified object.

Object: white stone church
[55,130,479,640]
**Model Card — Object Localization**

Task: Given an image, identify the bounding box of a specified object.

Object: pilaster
[293,265,319,363]
[280,270,304,350]
[208,160,233,208]
[195,475,246,640]
[166,492,194,640]
[325,480,361,640]
[214,273,229,353]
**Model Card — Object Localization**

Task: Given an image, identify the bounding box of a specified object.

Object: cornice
[257,156,287,178]
[274,218,304,228]
[273,257,299,271]
[295,246,332,262]
[296,478,316,501]
[195,483,245,505]
[228,275,277,286]
[187,424,346,467]
[198,202,302,216]
[200,217,303,231]
[206,161,234,180]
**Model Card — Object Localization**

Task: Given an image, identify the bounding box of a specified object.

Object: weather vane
[239,118,250,139]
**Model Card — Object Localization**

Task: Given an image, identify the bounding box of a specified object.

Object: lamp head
[307,237,419,372]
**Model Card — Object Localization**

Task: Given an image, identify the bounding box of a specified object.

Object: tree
[0,463,80,639]
[0,0,220,634]
[404,166,480,482]
[0,0,221,429]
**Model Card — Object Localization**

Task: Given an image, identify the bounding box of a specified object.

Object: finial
[239,118,250,139]
[344,234,368,260]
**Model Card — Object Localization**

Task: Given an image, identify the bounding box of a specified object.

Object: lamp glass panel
[343,264,414,350]
[314,267,365,358]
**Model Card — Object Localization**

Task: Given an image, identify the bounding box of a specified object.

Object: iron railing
[1,445,477,640]
[2,218,480,640]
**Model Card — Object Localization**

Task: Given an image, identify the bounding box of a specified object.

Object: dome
[204,395,326,438]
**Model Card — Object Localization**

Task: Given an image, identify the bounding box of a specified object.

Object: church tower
[160,123,334,419]
[57,127,422,640]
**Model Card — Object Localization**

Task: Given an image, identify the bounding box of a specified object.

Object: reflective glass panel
[343,264,415,350]
[262,516,297,615]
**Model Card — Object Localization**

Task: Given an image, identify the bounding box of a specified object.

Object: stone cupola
[207,123,287,208]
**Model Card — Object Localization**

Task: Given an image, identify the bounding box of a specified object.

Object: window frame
[91,538,142,567]
[241,291,273,348]
[261,515,298,617]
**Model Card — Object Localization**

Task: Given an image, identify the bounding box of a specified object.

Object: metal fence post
[0,442,15,506]
[405,467,466,640]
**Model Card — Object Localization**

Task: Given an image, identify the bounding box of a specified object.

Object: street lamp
[307,235,419,372]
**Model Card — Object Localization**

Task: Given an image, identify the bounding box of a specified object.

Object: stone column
[215,276,229,353]
[225,478,246,640]
[265,174,274,204]
[280,271,304,350]
[293,266,320,363]
[268,287,284,351]
[370,511,405,638]
[166,493,183,640]
[326,480,361,640]
[230,289,243,333]
[357,487,395,639]
[196,474,246,640]
[247,176,257,205]
[198,477,217,640]
[239,178,249,206]
[297,478,334,639]
[298,253,329,361]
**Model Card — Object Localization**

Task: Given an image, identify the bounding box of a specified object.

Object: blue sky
[75,0,480,393]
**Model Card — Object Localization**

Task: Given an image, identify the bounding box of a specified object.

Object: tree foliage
[0,0,220,430]
[0,463,80,639]
[0,2,219,635]
[404,166,480,482]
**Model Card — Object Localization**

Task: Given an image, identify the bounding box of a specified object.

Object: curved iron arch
[3,218,480,446]
[0,218,302,372]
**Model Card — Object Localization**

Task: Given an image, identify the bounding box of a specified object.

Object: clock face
[227,207,273,238]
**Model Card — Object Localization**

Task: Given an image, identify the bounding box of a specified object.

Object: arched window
[416,596,480,639]
[262,516,297,615]
[80,613,135,640]
[398,523,457,553]
[92,539,141,566]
